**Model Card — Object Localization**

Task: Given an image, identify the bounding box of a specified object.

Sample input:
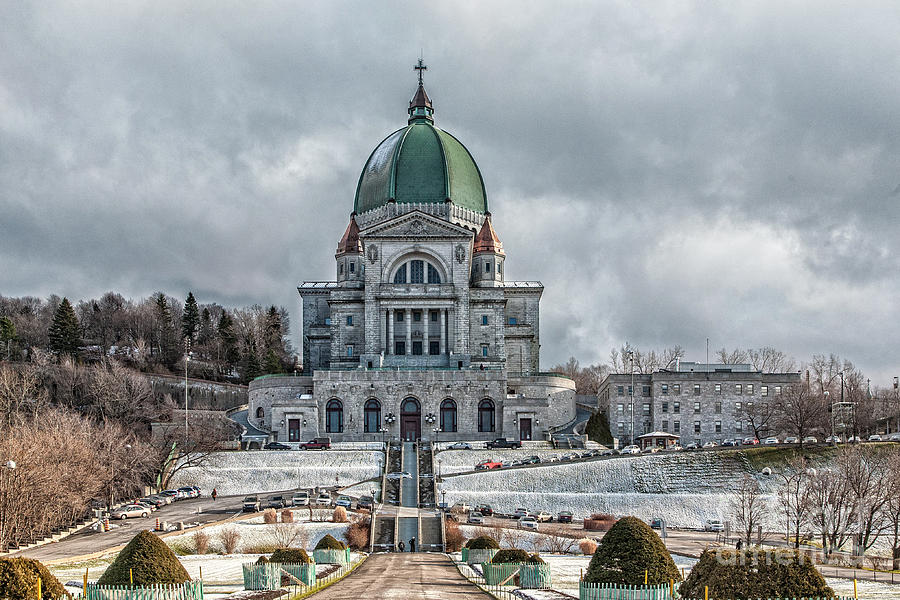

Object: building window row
[393,260,442,284]
[324,397,495,434]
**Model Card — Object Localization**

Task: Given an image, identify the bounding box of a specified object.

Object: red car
[475,460,502,471]
[742,437,760,445]
[300,437,331,450]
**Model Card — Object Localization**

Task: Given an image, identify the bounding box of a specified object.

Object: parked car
[889,433,900,442]
[292,491,310,506]
[264,441,291,450]
[486,438,522,449]
[518,516,539,530]
[358,496,374,511]
[601,449,616,456]
[512,507,529,519]
[476,504,494,516]
[683,443,700,451]
[154,493,174,505]
[642,446,661,454]
[268,495,286,509]
[500,461,515,468]
[451,502,472,513]
[475,460,502,471]
[467,511,484,524]
[763,437,780,445]
[846,436,862,443]
[111,504,151,519]
[825,435,842,444]
[620,445,641,455]
[299,437,331,450]
[178,486,199,498]
[802,436,819,444]
[314,492,331,506]
[650,518,663,530]
[742,437,760,445]
[534,511,553,522]
[664,445,683,452]
[704,519,725,532]
[868,434,883,442]
[448,441,472,450]
[334,495,352,508]
[386,471,413,479]
[134,499,158,511]
[702,441,718,449]
[784,436,799,444]
[546,454,561,462]
[138,497,164,509]
[242,496,261,512]
[721,439,737,447]
[557,511,573,523]
[524,455,542,464]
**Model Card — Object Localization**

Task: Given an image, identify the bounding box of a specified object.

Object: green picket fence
[83,581,203,600]
[517,563,552,589]
[242,562,316,590]
[461,548,497,565]
[481,563,522,586]
[313,548,351,565]
[580,583,672,600]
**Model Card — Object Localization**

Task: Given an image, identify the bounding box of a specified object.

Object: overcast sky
[2,2,899,384]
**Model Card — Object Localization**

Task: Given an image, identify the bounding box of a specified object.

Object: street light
[629,351,635,446]
[825,391,834,446]
[184,339,191,452]
[433,427,439,445]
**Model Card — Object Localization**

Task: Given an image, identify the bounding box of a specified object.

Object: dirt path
[310,553,491,599]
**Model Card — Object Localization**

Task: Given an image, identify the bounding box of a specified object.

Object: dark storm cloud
[1,1,898,382]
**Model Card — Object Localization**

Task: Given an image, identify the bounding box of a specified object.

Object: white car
[467,511,484,524]
[111,504,151,519]
[763,437,780,445]
[292,492,310,506]
[642,446,661,454]
[783,436,799,444]
[386,471,413,479]
[314,492,331,506]
[825,435,842,444]
[534,511,553,522]
[513,507,529,519]
[702,441,718,449]
[448,442,472,450]
[704,519,725,532]
[868,434,883,442]
[518,516,539,530]
[802,436,818,444]
[664,444,683,452]
[620,445,641,455]
[889,433,900,442]
[451,502,472,512]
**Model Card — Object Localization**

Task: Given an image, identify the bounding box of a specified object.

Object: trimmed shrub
[526,553,545,564]
[578,539,598,555]
[314,534,346,550]
[192,530,210,554]
[332,506,348,523]
[281,509,294,523]
[0,557,69,600]
[583,513,616,531]
[270,548,312,563]
[255,556,269,564]
[220,528,241,554]
[490,549,531,564]
[263,508,277,524]
[97,530,190,585]
[584,516,680,585]
[466,536,500,550]
[680,548,834,600]
[444,519,465,552]
[345,515,371,551]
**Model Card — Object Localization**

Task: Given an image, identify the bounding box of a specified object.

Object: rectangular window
[339,263,344,274]
[346,345,353,357]
[674,402,681,414]
[715,421,722,433]
[346,315,353,326]
[746,384,753,395]
[412,341,423,355]
[617,385,624,396]
[715,401,722,414]
[349,262,355,273]
[617,403,624,415]
[661,420,669,432]
[775,386,782,395]
[413,311,422,322]
[661,384,669,395]
[627,385,633,396]
[482,315,489,325]
[429,341,440,355]
[430,311,438,322]
[694,401,701,413]
[693,384,701,396]
[508,316,518,325]
[482,345,488,357]
[617,423,624,432]
[643,403,650,415]
[715,383,722,394]
[735,384,742,395]
[673,384,681,395]
[396,312,404,322]
[694,421,701,434]
[735,401,742,414]
[394,341,406,355]
[674,421,680,433]
[735,421,743,432]
[324,317,331,325]
[410,260,424,283]
[642,385,650,397]
[485,261,492,273]
[761,385,768,397]
[662,402,669,413]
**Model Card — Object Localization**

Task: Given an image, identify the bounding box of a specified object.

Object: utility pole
[630,351,635,446]
[184,338,190,453]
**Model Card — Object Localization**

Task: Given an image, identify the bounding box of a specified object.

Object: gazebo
[636,431,680,450]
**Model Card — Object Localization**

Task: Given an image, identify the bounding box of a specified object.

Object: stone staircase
[419,514,443,552]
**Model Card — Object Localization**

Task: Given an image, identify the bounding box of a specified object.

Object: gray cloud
[1,1,898,383]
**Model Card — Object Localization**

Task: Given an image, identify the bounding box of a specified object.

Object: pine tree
[264,348,282,374]
[154,293,178,367]
[197,308,213,347]
[181,292,200,341]
[264,306,283,353]
[217,311,239,368]
[0,316,16,360]
[243,337,261,380]
[47,298,81,357]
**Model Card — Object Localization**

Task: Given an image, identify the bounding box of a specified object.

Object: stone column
[440,309,446,355]
[388,309,394,355]
[405,308,412,356]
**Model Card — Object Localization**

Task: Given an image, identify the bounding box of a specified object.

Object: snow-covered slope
[171,450,383,496]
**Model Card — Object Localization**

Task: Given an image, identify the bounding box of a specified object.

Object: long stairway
[398,441,420,551]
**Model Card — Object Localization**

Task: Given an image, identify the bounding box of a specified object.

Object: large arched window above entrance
[478,398,495,433]
[401,397,421,415]
[440,399,457,433]
[326,399,343,433]
[364,399,381,433]
[391,258,442,284]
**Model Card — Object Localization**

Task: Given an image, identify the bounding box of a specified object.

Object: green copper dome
[353,83,488,215]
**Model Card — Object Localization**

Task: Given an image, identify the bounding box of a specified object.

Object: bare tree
[744,399,777,441]
[884,452,900,570]
[717,348,749,365]
[774,384,828,447]
[730,473,767,546]
[747,347,796,373]
[839,446,891,552]
[777,456,814,548]
[807,468,856,555]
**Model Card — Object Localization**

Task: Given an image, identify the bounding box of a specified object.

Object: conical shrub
[466,536,500,550]
[270,548,312,563]
[680,548,834,599]
[584,516,680,585]
[98,530,190,585]
[0,557,68,600]
[314,534,346,550]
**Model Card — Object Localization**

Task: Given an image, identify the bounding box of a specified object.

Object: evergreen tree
[181,292,200,341]
[585,516,681,585]
[243,337,261,380]
[264,348,282,374]
[586,410,614,445]
[217,311,239,367]
[0,316,16,360]
[154,293,178,367]
[263,306,283,353]
[197,308,214,347]
[47,298,81,356]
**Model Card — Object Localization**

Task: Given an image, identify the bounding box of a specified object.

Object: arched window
[392,258,443,285]
[255,406,264,419]
[364,399,381,433]
[393,264,407,284]
[440,399,457,432]
[326,399,343,433]
[410,260,424,283]
[402,397,420,414]
[478,399,495,433]
[427,263,441,284]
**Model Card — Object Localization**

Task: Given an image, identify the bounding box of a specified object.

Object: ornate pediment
[361,210,474,240]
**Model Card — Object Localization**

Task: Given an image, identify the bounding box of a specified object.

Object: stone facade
[598,362,801,447]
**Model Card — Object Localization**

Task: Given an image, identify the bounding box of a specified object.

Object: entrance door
[288,419,301,442]
[400,397,421,441]
[519,418,532,441]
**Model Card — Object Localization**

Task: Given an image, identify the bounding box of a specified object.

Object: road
[310,553,491,599]
[14,494,246,562]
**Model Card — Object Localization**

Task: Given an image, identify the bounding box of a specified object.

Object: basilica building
[248,65,575,444]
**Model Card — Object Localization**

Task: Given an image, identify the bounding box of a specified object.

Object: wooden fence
[83,581,203,600]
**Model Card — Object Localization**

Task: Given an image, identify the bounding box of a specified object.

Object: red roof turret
[336,214,363,255]
[473,213,504,255]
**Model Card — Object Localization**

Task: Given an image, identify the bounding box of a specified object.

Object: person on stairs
[409,537,416,552]
[397,540,405,552]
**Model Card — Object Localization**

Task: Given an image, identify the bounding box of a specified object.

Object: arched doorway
[400,397,421,441]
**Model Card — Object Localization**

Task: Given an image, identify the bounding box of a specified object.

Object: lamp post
[629,351,635,446]
[184,339,190,453]
[433,427,439,445]
[894,377,899,434]
[826,391,834,446]
[380,427,387,449]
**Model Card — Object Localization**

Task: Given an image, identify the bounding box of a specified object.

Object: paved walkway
[310,553,491,599]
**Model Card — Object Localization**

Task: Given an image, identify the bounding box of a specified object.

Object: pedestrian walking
[397,540,405,552]
[409,537,415,552]
[212,488,218,501]
[736,538,743,550]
